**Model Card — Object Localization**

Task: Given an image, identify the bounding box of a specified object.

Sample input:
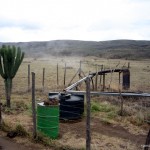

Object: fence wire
[0,57,150,150]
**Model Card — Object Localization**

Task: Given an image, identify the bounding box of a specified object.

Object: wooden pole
[79,61,82,79]
[120,95,124,116]
[99,65,103,89]
[64,63,66,87]
[128,62,130,69]
[102,74,105,91]
[28,64,30,92]
[42,68,45,91]
[144,129,150,150]
[119,72,121,85]
[68,70,79,86]
[32,72,37,138]
[95,64,98,91]
[86,77,91,150]
[57,63,59,85]
[0,102,2,126]
[91,78,95,91]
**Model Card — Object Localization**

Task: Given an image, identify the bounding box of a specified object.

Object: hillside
[0,39,150,59]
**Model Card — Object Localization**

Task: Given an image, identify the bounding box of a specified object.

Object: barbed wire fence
[0,58,150,149]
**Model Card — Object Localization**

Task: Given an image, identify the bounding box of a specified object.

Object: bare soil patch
[60,118,147,145]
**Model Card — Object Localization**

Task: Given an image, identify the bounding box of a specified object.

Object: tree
[0,45,24,107]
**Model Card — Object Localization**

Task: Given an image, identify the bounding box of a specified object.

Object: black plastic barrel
[49,92,84,120]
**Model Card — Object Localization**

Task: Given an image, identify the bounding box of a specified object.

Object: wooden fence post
[95,64,98,91]
[119,72,121,85]
[42,68,45,91]
[144,129,150,150]
[128,62,130,69]
[99,65,103,89]
[32,72,37,138]
[102,74,105,91]
[79,61,82,79]
[57,63,59,86]
[120,95,124,116]
[0,102,2,126]
[86,77,91,150]
[28,64,30,92]
[64,63,66,87]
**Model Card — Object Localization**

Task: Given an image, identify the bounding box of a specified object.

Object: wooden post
[32,72,37,138]
[95,64,98,91]
[102,74,105,91]
[79,61,82,79]
[57,63,59,85]
[64,63,66,87]
[0,102,2,126]
[42,68,45,91]
[68,70,79,86]
[86,77,91,150]
[91,78,95,91]
[128,62,130,69]
[144,129,150,150]
[119,72,121,85]
[120,96,124,116]
[28,64,30,92]
[99,65,103,89]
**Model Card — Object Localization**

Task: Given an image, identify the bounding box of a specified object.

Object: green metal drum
[37,102,59,139]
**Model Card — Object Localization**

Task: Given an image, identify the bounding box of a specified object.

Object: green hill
[0,39,150,59]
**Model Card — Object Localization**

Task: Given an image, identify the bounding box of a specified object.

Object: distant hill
[0,40,150,59]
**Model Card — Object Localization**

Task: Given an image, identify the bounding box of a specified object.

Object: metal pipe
[66,90,150,97]
[65,68,129,91]
[65,74,94,91]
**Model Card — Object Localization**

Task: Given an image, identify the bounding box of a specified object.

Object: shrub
[15,124,28,137]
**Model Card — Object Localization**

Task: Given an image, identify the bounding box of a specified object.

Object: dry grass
[0,56,150,149]
[91,133,139,150]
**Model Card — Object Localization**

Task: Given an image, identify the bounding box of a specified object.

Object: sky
[0,0,150,42]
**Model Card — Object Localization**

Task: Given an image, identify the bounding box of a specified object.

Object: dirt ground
[0,117,148,150]
[0,136,42,150]
[60,118,147,145]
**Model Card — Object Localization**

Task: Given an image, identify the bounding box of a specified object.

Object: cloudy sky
[0,0,150,42]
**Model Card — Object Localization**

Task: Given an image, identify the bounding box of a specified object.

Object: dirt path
[0,136,43,150]
[0,118,147,149]
[0,136,30,150]
[60,118,147,145]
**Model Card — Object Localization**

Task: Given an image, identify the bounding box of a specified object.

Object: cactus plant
[0,45,24,107]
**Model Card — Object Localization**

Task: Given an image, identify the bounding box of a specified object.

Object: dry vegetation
[0,56,150,150]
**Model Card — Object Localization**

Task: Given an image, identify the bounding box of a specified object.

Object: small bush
[91,102,100,112]
[91,102,116,113]
[0,121,12,132]
[14,101,29,111]
[100,118,112,125]
[15,124,28,137]
[34,132,53,146]
[107,111,117,119]
[130,112,145,126]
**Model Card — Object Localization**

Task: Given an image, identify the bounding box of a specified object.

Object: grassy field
[0,56,150,150]
[1,56,149,93]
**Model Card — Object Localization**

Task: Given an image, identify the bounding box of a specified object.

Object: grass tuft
[15,124,28,137]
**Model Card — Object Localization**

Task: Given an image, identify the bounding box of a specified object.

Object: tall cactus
[0,45,24,107]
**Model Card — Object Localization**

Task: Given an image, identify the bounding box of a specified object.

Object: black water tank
[49,92,84,120]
